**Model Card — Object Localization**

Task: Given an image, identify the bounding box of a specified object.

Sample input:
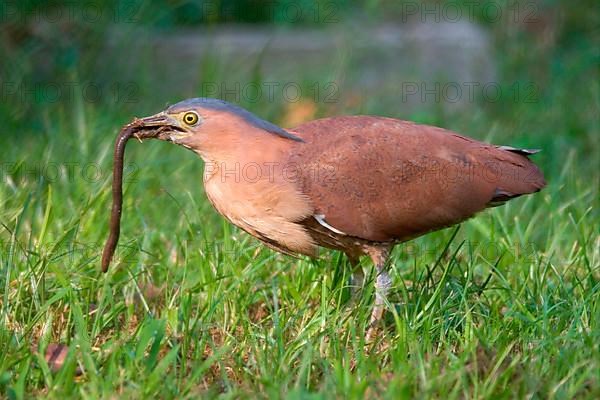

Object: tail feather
[485,146,546,207]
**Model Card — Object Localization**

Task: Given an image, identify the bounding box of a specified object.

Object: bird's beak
[140,112,171,126]
[135,112,186,141]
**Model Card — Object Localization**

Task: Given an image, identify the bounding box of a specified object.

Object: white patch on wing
[314,214,347,235]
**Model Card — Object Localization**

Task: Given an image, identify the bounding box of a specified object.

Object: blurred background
[0,1,599,396]
[1,0,598,149]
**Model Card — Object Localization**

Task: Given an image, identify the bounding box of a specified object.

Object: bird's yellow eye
[183,112,199,125]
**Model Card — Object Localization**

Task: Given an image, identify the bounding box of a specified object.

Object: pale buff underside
[202,161,317,257]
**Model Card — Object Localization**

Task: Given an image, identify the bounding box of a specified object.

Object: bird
[103,97,546,341]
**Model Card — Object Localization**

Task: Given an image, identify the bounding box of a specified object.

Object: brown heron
[102,98,546,341]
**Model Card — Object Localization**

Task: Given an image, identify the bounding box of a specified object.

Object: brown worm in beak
[101,118,173,272]
[102,118,165,272]
[101,120,140,272]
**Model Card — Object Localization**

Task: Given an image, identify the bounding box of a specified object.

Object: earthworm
[101,119,143,272]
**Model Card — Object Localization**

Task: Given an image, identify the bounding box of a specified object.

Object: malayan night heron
[102,98,546,341]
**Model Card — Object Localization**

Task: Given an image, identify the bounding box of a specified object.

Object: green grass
[0,93,598,398]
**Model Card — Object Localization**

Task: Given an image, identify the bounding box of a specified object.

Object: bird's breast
[202,160,317,256]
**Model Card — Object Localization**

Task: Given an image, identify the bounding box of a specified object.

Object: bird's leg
[346,254,364,298]
[365,246,392,343]
[350,267,365,297]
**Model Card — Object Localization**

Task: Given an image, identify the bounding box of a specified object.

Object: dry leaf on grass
[44,344,69,372]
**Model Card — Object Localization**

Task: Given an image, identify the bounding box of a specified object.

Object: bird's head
[132,98,302,159]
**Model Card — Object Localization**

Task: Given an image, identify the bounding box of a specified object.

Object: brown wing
[287,116,546,242]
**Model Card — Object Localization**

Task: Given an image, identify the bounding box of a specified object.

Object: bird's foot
[365,305,384,343]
